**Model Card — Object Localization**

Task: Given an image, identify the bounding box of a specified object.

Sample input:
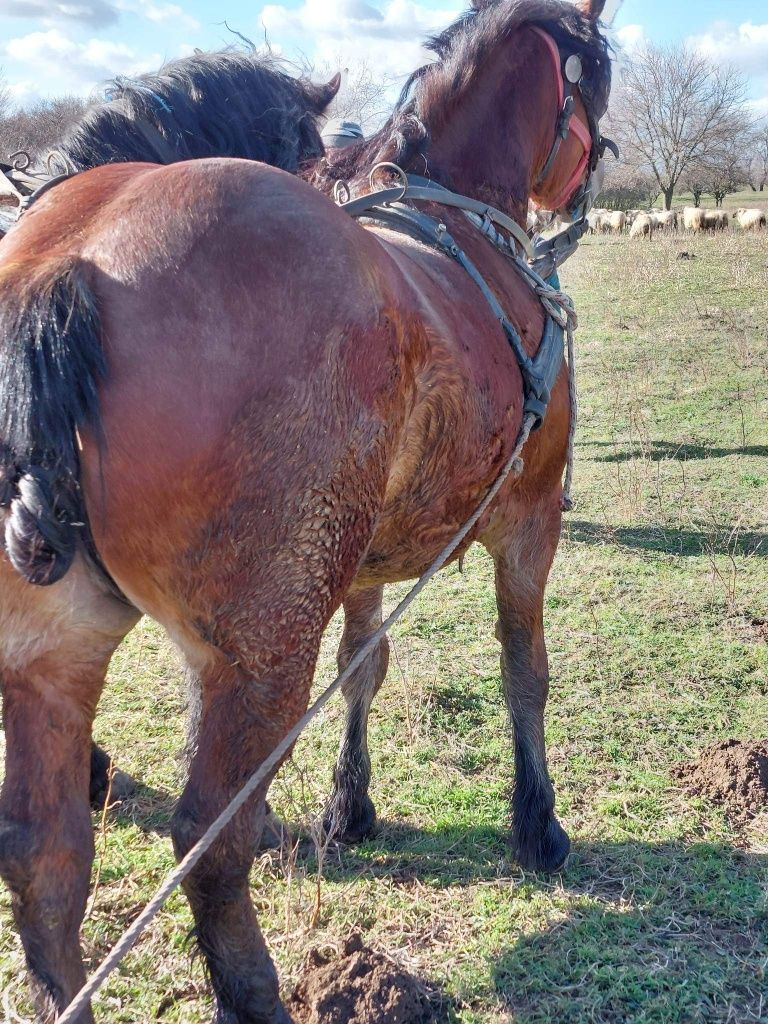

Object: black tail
[0,263,105,585]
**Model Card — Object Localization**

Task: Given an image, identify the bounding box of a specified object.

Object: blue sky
[1,0,766,118]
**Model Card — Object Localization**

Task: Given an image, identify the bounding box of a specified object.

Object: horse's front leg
[488,513,570,872]
[324,585,388,842]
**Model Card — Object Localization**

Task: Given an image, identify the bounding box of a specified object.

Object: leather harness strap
[338,173,567,430]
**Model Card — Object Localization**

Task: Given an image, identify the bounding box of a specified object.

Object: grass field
[1,229,767,1022]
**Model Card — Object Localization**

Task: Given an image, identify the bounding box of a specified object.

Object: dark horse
[10,49,339,172]
[0,0,611,1020]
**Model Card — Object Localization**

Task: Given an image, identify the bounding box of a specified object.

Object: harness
[328,25,616,506]
[337,168,569,431]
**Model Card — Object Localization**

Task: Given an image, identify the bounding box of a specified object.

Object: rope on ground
[57,409,538,1024]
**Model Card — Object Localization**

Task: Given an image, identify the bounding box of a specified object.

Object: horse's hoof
[89,768,137,810]
[322,794,377,844]
[258,807,292,851]
[513,817,570,873]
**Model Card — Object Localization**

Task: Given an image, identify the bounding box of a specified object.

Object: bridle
[529,25,618,220]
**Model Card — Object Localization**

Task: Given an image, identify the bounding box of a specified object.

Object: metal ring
[9,150,31,171]
[46,150,74,177]
[333,179,351,205]
[368,161,408,202]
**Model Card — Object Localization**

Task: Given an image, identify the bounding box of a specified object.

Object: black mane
[316,0,611,186]
[57,49,331,172]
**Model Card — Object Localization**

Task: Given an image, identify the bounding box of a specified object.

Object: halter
[530,25,618,219]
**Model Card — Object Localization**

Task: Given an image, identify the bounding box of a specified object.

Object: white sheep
[702,209,729,231]
[656,210,678,231]
[733,208,767,230]
[607,211,626,234]
[682,207,705,233]
[629,213,654,239]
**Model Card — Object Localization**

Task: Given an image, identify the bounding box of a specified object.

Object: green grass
[1,232,767,1022]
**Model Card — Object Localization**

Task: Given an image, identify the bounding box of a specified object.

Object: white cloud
[3,28,162,92]
[747,94,768,120]
[612,23,646,55]
[687,21,768,83]
[116,0,199,30]
[0,0,119,27]
[258,0,462,82]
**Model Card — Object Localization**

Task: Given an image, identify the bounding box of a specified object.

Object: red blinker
[530,26,592,211]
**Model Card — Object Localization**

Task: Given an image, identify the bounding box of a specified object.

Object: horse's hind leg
[0,558,139,1021]
[171,629,329,1024]
[487,507,570,872]
[324,585,388,842]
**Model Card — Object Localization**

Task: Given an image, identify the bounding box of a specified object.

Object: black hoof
[258,806,292,851]
[513,816,570,873]
[323,793,377,844]
[89,745,137,810]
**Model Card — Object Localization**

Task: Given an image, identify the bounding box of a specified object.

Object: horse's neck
[424,35,556,229]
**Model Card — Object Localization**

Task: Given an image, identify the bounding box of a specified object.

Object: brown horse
[1,49,341,804]
[0,0,611,1020]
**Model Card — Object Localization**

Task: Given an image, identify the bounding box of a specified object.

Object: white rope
[57,411,537,1024]
[513,260,579,512]
[560,313,578,512]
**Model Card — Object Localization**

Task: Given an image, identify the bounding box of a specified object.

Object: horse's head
[524,0,617,218]
[322,0,613,224]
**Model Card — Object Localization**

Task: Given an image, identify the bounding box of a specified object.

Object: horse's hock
[289,933,435,1024]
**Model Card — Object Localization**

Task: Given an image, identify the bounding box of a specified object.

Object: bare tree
[302,54,393,133]
[744,121,768,192]
[612,44,748,210]
[0,95,87,162]
[681,123,751,207]
[329,59,394,132]
[596,156,659,210]
[681,162,706,207]
[0,69,11,124]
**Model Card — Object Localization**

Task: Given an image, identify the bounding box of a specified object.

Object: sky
[0,0,766,119]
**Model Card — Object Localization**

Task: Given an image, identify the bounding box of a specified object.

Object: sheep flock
[584,206,767,239]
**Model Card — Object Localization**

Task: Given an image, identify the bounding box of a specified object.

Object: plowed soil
[290,934,434,1024]
[673,738,768,820]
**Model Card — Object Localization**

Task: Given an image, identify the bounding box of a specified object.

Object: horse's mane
[315,0,611,187]
[57,49,331,172]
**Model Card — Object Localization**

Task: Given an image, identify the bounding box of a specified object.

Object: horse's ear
[311,72,342,113]
[577,0,607,19]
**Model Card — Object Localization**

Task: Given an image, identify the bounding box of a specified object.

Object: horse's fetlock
[0,817,37,891]
[171,804,203,860]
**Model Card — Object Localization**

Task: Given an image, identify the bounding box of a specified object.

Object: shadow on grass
[563,519,766,557]
[302,823,767,1022]
[104,779,176,835]
[492,837,768,1023]
[585,439,768,463]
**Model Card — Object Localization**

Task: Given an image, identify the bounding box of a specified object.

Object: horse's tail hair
[0,263,105,585]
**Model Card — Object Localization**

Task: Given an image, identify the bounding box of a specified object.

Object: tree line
[0,74,86,164]
[600,43,768,211]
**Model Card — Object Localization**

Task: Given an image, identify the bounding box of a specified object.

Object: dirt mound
[673,739,768,820]
[289,934,434,1024]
